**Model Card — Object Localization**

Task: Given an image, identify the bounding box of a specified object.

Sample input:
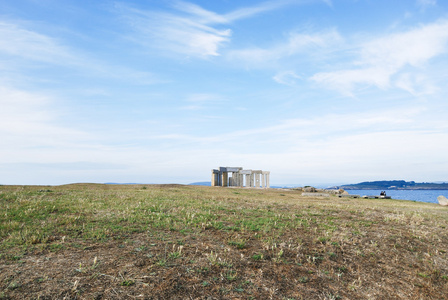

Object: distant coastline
[339,180,448,190]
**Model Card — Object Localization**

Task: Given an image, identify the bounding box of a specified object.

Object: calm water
[347,189,448,204]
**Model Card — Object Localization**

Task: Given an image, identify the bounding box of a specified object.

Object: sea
[346,189,448,204]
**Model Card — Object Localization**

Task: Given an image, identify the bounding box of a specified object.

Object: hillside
[1,184,448,299]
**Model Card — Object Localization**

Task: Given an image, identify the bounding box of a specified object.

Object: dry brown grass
[1,184,447,299]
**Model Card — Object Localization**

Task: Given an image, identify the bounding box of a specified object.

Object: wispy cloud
[141,105,432,147]
[417,0,437,8]
[117,0,323,58]
[311,19,448,95]
[180,93,224,110]
[0,21,76,64]
[273,71,301,85]
[0,20,159,85]
[223,0,313,22]
[118,5,231,57]
[227,29,342,67]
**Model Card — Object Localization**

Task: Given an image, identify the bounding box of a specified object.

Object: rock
[303,187,316,193]
[437,195,448,206]
[326,189,339,195]
[339,189,347,194]
[302,192,330,197]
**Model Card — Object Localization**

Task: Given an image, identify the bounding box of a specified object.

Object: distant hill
[340,180,448,190]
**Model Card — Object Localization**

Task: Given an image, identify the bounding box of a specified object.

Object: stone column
[222,172,228,187]
[211,170,218,186]
[252,170,261,188]
[266,172,270,188]
[262,173,265,188]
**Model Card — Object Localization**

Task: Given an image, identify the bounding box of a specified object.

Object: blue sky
[1,0,448,186]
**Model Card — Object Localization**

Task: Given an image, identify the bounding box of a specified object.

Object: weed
[299,276,308,283]
[76,262,85,273]
[134,246,146,252]
[225,270,238,281]
[92,256,99,269]
[156,259,167,266]
[49,243,64,252]
[252,253,263,260]
[120,280,135,286]
[169,251,181,259]
[277,249,284,259]
[201,281,209,287]
[318,237,329,244]
[324,292,342,300]
[7,280,21,290]
[168,245,183,259]
[418,273,430,278]
[228,239,246,249]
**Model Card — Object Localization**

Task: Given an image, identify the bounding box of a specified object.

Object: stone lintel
[252,170,262,174]
[262,171,270,175]
[239,170,252,175]
[220,167,242,172]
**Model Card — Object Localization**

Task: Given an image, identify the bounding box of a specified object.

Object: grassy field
[1,184,448,299]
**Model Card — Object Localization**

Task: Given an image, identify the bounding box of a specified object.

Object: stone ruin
[211,167,270,188]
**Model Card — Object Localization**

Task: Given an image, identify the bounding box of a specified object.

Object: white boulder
[437,195,448,206]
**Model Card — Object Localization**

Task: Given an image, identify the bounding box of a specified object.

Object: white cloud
[273,71,301,85]
[394,73,436,95]
[417,0,437,8]
[180,93,224,110]
[0,85,90,151]
[311,67,392,96]
[311,19,448,95]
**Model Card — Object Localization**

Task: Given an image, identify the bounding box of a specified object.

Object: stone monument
[211,167,270,188]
